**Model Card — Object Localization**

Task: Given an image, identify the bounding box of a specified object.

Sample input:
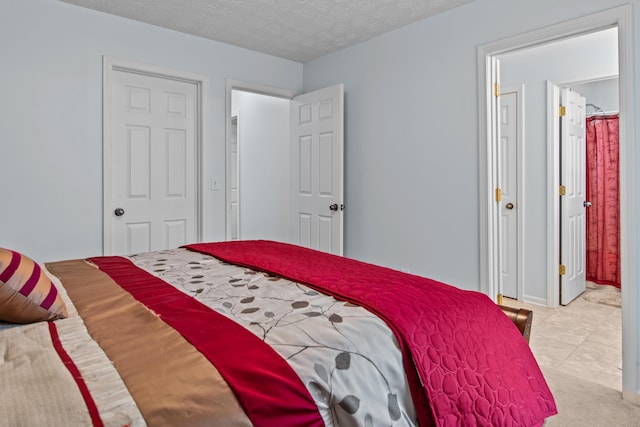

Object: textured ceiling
[59,0,474,62]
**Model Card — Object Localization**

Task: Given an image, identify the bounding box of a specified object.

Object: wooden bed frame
[499,305,533,343]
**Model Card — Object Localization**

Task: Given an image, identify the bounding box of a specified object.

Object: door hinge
[559,185,566,196]
[559,264,566,275]
[495,188,502,202]
[494,83,500,97]
[559,105,566,117]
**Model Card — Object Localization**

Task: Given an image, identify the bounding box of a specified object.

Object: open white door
[560,88,587,305]
[290,84,344,255]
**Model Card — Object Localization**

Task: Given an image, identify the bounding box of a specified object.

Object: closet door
[104,63,200,255]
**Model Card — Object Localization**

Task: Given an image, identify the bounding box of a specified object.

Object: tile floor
[503,282,622,391]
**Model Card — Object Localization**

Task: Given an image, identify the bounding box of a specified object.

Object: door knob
[114,208,125,217]
[329,203,339,211]
[505,202,514,210]
[584,201,593,208]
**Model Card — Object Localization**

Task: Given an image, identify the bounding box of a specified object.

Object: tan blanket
[45,260,252,427]
[0,308,145,426]
[0,260,254,427]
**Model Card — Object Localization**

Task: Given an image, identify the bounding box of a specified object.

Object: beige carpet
[542,366,640,426]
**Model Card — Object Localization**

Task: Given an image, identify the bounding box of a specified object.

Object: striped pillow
[0,248,68,323]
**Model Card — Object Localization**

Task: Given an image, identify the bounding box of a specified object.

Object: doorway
[478,4,637,403]
[499,76,619,306]
[225,81,346,255]
[495,27,619,306]
[480,21,626,306]
[228,89,291,243]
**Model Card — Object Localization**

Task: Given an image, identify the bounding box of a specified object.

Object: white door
[290,84,344,255]
[500,91,519,298]
[560,88,587,305]
[105,68,199,255]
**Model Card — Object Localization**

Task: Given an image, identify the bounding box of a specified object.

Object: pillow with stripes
[0,248,68,323]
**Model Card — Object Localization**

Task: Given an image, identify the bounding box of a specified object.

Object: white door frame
[547,82,562,307]
[103,56,207,253]
[230,113,240,240]
[224,80,297,240]
[477,5,638,403]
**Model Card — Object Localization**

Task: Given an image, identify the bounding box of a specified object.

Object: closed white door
[290,84,344,255]
[105,69,198,255]
[500,91,519,298]
[560,88,587,305]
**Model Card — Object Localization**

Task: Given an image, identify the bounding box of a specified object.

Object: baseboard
[522,294,548,307]
[622,390,640,407]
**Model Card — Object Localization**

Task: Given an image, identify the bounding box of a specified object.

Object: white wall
[231,91,290,241]
[303,0,626,291]
[303,0,639,399]
[501,28,619,84]
[572,78,620,113]
[0,0,302,262]
[498,28,618,303]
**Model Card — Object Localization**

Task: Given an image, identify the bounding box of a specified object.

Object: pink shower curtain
[585,114,620,288]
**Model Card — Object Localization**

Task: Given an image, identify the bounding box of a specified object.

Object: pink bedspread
[185,240,557,427]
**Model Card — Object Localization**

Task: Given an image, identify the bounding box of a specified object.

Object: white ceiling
[59,0,474,63]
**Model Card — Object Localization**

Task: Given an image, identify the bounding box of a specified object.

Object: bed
[0,240,556,426]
